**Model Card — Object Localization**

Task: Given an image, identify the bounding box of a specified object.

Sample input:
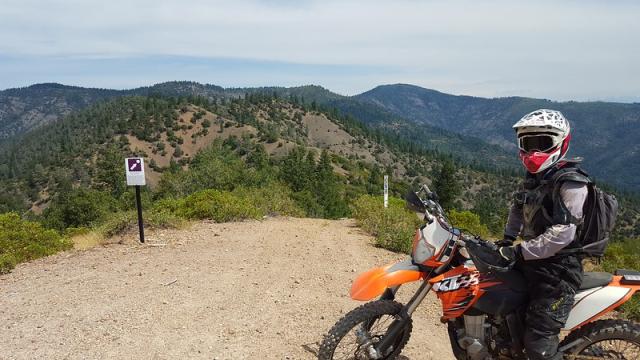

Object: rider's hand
[495,235,516,247]
[498,245,522,263]
[495,239,513,247]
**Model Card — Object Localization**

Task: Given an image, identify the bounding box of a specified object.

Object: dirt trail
[0,218,455,360]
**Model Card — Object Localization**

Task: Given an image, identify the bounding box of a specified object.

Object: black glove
[495,235,516,247]
[495,239,513,247]
[498,245,522,263]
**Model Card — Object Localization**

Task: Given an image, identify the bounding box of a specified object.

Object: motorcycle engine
[457,315,491,360]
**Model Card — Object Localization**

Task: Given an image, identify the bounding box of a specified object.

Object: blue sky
[1,0,639,101]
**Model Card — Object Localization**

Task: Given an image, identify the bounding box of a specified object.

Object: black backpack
[553,168,619,258]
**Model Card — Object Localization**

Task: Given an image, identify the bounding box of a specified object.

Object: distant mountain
[2,81,640,190]
[355,84,640,190]
[324,96,519,170]
[0,82,516,171]
[0,82,340,140]
[242,85,344,104]
[0,83,123,139]
[0,82,231,140]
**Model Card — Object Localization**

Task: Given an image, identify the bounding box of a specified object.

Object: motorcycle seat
[579,272,613,290]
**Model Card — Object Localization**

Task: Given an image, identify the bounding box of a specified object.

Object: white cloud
[0,0,639,100]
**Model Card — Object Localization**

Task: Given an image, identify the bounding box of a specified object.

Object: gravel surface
[0,217,455,360]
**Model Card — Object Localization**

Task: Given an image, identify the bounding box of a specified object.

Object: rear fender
[564,275,640,330]
[350,259,423,301]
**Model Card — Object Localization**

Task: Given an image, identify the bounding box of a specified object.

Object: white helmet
[512,109,571,174]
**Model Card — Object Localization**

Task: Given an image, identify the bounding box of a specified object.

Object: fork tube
[375,281,433,355]
[406,281,433,315]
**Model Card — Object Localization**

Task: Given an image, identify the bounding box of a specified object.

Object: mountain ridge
[2,81,640,190]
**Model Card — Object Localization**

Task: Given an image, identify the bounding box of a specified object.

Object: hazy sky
[1,0,639,101]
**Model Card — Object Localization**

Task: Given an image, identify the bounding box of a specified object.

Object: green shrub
[0,254,18,274]
[152,198,182,214]
[618,296,640,322]
[232,184,304,218]
[97,209,185,238]
[448,209,490,239]
[352,195,421,253]
[156,141,272,198]
[0,213,72,273]
[601,241,640,273]
[43,188,118,230]
[599,240,640,320]
[174,189,261,222]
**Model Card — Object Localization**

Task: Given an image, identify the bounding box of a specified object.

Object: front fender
[350,259,424,301]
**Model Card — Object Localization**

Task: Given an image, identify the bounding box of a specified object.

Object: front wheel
[318,300,412,360]
[561,319,640,359]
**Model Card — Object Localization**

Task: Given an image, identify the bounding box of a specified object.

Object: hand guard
[498,245,522,264]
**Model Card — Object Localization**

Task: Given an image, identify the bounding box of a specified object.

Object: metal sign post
[125,158,146,243]
[384,175,389,208]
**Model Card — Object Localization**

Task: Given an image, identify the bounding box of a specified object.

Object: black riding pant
[516,255,583,360]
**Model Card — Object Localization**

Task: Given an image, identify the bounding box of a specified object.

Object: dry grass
[71,231,104,250]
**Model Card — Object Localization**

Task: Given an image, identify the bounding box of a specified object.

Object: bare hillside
[124,103,399,187]
[0,218,454,360]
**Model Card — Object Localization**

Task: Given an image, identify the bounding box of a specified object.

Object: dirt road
[0,217,455,359]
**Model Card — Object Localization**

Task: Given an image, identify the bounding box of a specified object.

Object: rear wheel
[561,319,640,359]
[318,300,412,360]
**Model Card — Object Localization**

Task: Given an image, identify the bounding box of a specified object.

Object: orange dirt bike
[319,185,640,359]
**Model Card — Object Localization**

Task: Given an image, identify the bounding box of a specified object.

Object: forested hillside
[0,92,530,272]
[0,92,517,221]
[1,90,638,233]
[355,84,640,190]
[1,91,640,286]
[0,82,228,140]
[3,81,639,192]
[0,82,516,172]
[0,83,122,139]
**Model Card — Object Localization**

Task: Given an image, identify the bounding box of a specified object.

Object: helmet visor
[518,134,556,153]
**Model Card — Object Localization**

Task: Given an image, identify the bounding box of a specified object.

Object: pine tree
[281,147,312,192]
[314,150,348,219]
[95,146,125,197]
[433,159,461,210]
[173,145,183,158]
[367,165,383,195]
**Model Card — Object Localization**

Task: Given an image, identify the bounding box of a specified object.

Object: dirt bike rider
[496,109,588,360]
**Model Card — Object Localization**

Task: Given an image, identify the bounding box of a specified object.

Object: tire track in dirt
[0,217,455,359]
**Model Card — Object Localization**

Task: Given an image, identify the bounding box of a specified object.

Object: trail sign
[125,157,146,243]
[125,158,146,186]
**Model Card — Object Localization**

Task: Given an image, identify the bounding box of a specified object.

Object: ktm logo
[434,273,480,292]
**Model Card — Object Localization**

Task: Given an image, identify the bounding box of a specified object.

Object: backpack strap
[550,167,592,226]
[552,167,591,185]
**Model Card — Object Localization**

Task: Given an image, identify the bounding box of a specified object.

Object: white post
[384,175,389,208]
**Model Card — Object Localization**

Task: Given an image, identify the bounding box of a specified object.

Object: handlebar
[456,233,511,273]
[419,184,438,202]
[456,234,498,250]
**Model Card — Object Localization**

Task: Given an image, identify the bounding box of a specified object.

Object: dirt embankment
[0,218,454,360]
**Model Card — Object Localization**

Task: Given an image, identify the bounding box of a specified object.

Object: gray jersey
[505,181,588,260]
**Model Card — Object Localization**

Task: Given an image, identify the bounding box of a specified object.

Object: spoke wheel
[562,319,640,360]
[318,300,412,360]
[570,339,640,359]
